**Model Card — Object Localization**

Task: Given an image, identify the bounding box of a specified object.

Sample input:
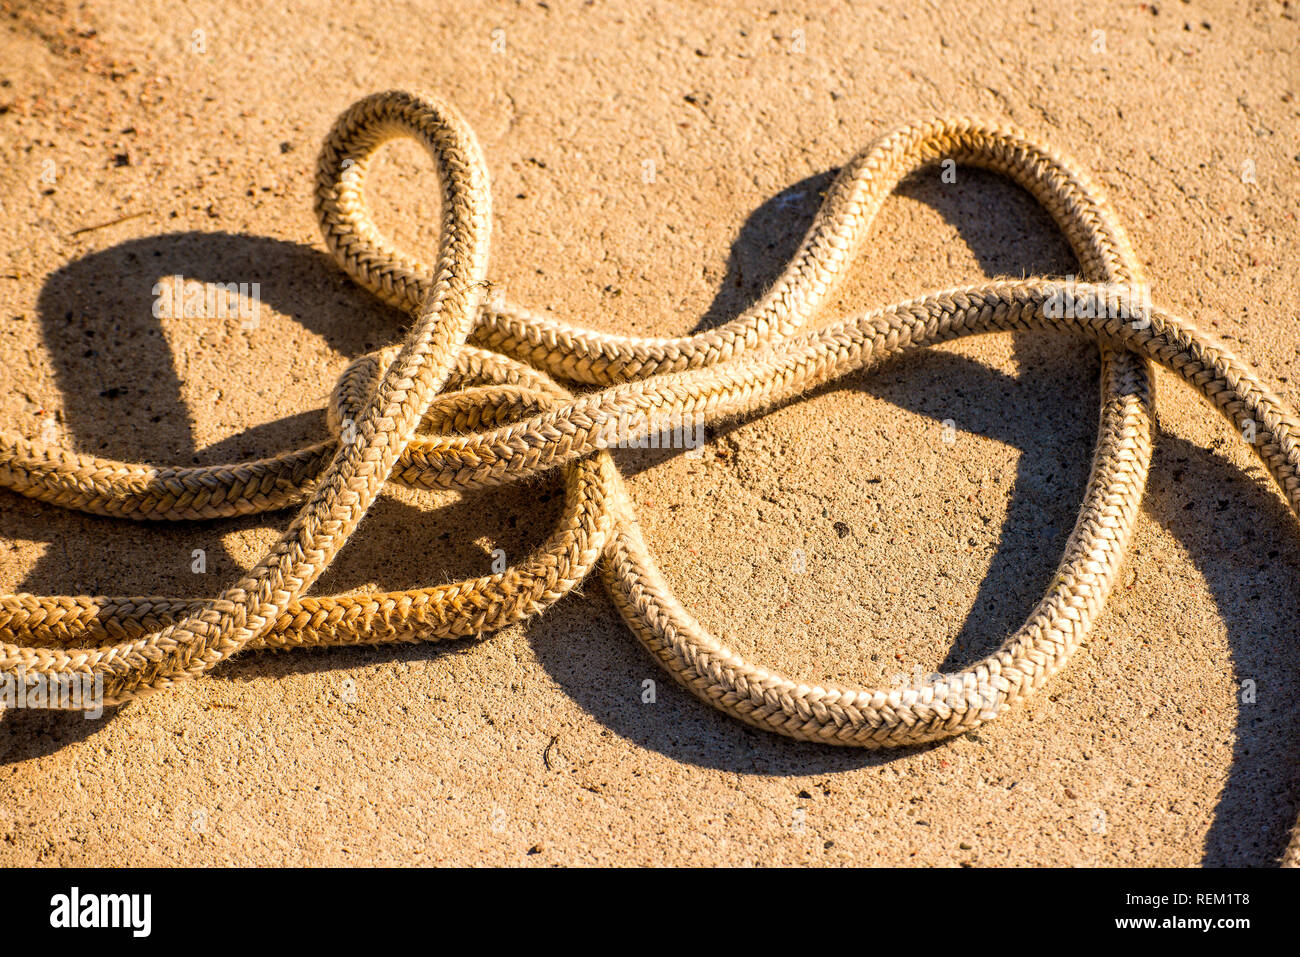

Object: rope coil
[3,90,1297,864]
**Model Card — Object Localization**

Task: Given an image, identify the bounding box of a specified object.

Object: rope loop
[3,91,1298,864]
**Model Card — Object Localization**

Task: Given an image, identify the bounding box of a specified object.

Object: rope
[2,90,1296,865]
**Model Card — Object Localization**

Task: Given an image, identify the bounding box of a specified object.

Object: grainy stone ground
[0,0,1297,865]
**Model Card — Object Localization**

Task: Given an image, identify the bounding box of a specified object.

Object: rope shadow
[688,163,1076,338]
[522,167,1299,861]
[866,354,1300,865]
[1,167,1094,795]
[1,230,555,759]
[6,170,1291,864]
[542,346,1300,864]
[525,342,1094,776]
[1141,434,1300,866]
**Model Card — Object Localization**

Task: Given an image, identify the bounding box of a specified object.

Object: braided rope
[3,90,1297,864]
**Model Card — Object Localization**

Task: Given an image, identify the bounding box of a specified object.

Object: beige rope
[2,90,1296,864]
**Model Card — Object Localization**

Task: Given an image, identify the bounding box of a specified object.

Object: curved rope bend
[2,91,1297,865]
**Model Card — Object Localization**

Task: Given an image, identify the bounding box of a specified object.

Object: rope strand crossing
[3,90,1297,864]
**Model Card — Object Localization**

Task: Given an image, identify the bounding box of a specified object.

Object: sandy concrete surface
[0,0,1297,866]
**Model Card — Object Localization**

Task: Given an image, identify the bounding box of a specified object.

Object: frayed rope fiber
[3,91,1298,864]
